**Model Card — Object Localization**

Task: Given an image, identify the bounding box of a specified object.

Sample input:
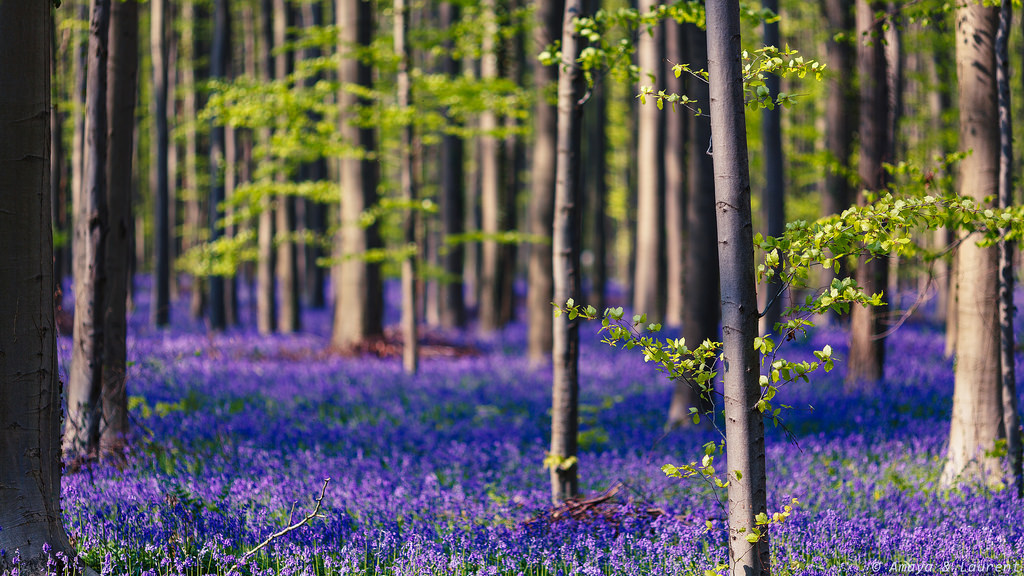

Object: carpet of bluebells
[53,279,1024,575]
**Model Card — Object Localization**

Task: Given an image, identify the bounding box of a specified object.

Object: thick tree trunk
[395,0,419,374]
[669,23,720,429]
[943,1,1003,487]
[550,0,588,504]
[846,0,889,388]
[0,4,83,572]
[151,0,171,326]
[528,0,563,364]
[705,1,771,573]
[67,0,111,460]
[332,0,384,348]
[760,0,785,336]
[439,3,467,329]
[996,0,1022,497]
[102,0,139,461]
[633,0,666,322]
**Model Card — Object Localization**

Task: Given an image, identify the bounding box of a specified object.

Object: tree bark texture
[0,3,81,571]
[550,0,588,504]
[332,0,384,348]
[67,0,111,459]
[846,0,890,388]
[943,0,1003,487]
[705,1,771,573]
[633,0,666,322]
[528,0,563,364]
[102,0,139,460]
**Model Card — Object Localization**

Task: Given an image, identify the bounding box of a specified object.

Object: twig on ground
[224,477,330,576]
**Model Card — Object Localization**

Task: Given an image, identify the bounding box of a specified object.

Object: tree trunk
[996,0,1022,497]
[439,2,467,329]
[846,0,889,388]
[151,0,171,326]
[332,0,384,348]
[207,0,231,331]
[275,0,301,333]
[300,0,328,310]
[478,0,504,333]
[633,0,666,322]
[942,0,1003,487]
[669,23,720,429]
[760,0,785,336]
[550,0,588,504]
[66,0,111,460]
[51,13,68,294]
[528,0,563,364]
[705,0,770,573]
[395,0,419,374]
[102,0,138,461]
[257,0,277,335]
[663,20,686,328]
[587,79,608,314]
[0,3,84,572]
[181,0,205,320]
[72,0,90,289]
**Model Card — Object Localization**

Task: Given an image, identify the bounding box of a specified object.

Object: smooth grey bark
[705,0,770,573]
[478,0,504,333]
[332,0,384,348]
[760,0,784,336]
[102,0,139,461]
[67,0,111,460]
[846,0,889,388]
[550,0,588,504]
[151,0,171,326]
[72,0,89,285]
[275,0,301,333]
[997,0,1022,497]
[207,0,231,331]
[257,0,277,335]
[943,0,1003,487]
[0,3,83,572]
[439,2,467,329]
[180,0,205,320]
[396,0,419,374]
[663,20,686,328]
[633,0,666,322]
[528,0,563,364]
[669,23,719,429]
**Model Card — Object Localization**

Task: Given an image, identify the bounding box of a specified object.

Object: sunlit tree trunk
[395,0,419,374]
[550,0,589,504]
[332,0,384,348]
[846,0,889,388]
[72,0,89,288]
[182,0,205,320]
[67,0,111,460]
[633,0,665,322]
[943,0,1003,487]
[0,4,85,572]
[102,0,139,461]
[528,0,563,364]
[705,1,770,573]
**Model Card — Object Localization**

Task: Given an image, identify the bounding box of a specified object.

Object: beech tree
[438,2,467,329]
[943,0,1002,486]
[151,0,171,326]
[549,0,589,504]
[396,0,419,374]
[0,3,82,572]
[207,0,231,331]
[760,0,784,336]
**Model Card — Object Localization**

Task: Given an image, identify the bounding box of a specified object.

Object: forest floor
[56,278,1024,575]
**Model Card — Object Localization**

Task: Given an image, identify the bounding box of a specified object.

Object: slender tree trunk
[478,0,504,332]
[0,3,85,572]
[439,2,467,329]
[275,0,301,333]
[943,0,1003,487]
[669,23,720,429]
[300,0,328,310]
[760,0,785,336]
[500,9,523,327]
[998,0,1023,498]
[207,0,231,331]
[528,0,563,364]
[846,0,889,388]
[550,0,588,504]
[395,0,419,374]
[67,0,112,460]
[257,0,277,335]
[182,0,205,320]
[51,13,67,294]
[663,21,686,328]
[588,79,608,314]
[151,0,171,326]
[332,0,383,348]
[705,1,770,573]
[101,0,138,462]
[633,0,666,322]
[72,0,90,287]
